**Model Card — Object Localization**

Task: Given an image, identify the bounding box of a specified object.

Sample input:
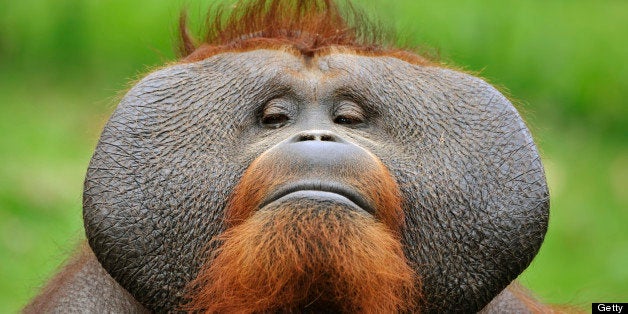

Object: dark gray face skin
[83,49,549,312]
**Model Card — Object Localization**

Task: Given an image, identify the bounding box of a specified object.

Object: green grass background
[1,0,626,311]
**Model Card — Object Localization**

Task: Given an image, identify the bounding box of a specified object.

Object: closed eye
[334,115,363,125]
[262,113,289,127]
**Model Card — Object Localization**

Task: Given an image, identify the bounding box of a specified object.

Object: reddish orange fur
[182,205,419,313]
[178,0,433,65]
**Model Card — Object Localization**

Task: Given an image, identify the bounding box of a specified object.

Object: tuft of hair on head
[177,0,432,65]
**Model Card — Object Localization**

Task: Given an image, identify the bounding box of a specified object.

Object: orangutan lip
[259,181,375,215]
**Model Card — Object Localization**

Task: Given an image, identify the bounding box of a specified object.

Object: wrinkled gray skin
[34,49,549,313]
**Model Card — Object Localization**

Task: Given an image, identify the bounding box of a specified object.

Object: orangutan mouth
[259,180,375,214]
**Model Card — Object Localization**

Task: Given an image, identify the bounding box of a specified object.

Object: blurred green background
[1,0,626,312]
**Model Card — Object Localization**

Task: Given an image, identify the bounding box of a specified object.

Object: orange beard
[183,200,419,313]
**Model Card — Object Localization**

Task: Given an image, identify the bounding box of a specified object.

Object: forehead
[182,49,424,97]
[217,49,415,78]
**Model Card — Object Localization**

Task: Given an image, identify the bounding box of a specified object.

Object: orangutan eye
[333,101,365,125]
[262,113,289,127]
[261,99,292,129]
[333,115,362,125]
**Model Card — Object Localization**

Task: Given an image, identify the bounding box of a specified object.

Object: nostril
[292,131,344,143]
[298,134,316,141]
